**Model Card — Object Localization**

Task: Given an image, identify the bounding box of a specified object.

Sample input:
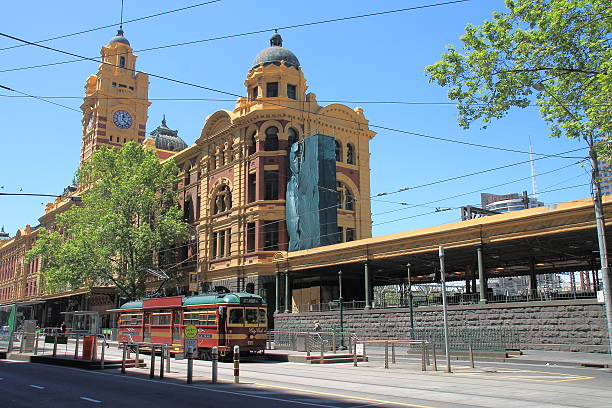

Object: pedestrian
[313,321,322,333]
[60,321,66,334]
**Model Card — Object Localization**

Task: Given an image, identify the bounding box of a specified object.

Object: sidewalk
[509,350,612,368]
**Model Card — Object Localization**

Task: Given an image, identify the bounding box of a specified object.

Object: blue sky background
[0,0,590,238]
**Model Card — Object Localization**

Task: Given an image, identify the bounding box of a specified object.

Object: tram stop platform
[28,355,145,370]
[264,349,368,364]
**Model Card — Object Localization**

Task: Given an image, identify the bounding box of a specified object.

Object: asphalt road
[2,349,612,408]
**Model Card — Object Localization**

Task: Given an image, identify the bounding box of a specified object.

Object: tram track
[147,356,603,408]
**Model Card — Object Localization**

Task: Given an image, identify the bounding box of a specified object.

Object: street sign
[184,338,197,353]
[356,343,364,356]
[184,324,197,339]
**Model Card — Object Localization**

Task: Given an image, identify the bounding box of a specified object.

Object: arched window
[288,128,298,150]
[337,182,355,211]
[264,126,279,151]
[213,185,232,214]
[248,131,257,156]
[119,56,126,68]
[335,140,342,162]
[346,143,355,164]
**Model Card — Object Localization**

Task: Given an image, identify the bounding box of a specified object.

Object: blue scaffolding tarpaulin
[286,134,338,251]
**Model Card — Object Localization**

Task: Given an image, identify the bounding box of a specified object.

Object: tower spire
[119,0,125,34]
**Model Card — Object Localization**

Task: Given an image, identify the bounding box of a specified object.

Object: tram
[116,292,267,358]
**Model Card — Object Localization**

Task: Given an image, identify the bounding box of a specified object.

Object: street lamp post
[406,263,414,339]
[534,82,612,355]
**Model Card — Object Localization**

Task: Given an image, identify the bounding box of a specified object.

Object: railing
[267,330,357,354]
[292,289,598,312]
[407,328,519,352]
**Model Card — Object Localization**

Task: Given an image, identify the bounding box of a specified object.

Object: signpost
[184,324,197,384]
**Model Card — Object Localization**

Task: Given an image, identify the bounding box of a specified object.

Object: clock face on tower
[113,110,133,129]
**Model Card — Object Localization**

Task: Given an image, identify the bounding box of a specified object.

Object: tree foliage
[426,0,610,154]
[28,143,189,300]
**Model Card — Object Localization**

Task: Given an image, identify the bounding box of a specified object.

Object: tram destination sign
[240,297,262,305]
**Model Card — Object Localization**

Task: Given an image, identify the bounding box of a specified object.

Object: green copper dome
[150,116,187,152]
[252,32,300,69]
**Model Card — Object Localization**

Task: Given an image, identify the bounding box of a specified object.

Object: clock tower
[79,28,151,166]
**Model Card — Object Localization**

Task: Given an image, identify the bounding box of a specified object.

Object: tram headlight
[249,334,254,340]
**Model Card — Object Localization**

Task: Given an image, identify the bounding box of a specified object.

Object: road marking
[253,383,434,408]
[29,385,45,389]
[80,397,102,403]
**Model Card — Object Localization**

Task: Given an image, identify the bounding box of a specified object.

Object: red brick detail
[98,116,107,121]
[97,131,106,136]
[209,168,234,191]
[337,166,360,191]
[138,131,146,136]
[98,123,106,129]
[139,124,146,130]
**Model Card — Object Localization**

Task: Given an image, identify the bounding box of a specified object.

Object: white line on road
[80,397,102,403]
[29,385,45,389]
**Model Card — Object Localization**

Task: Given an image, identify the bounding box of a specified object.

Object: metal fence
[268,330,356,353]
[294,289,597,313]
[407,328,520,352]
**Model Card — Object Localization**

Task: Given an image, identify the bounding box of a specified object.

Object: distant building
[481,192,544,213]
[599,162,612,195]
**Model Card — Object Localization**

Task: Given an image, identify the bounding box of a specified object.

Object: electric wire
[372,160,585,223]
[0,30,584,159]
[0,1,470,72]
[0,1,222,51]
[2,93,608,108]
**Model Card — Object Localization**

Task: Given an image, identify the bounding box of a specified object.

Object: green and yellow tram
[117,292,267,358]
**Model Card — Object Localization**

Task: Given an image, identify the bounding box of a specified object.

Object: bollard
[135,346,140,368]
[150,346,156,379]
[34,333,39,355]
[166,346,171,373]
[432,343,438,372]
[332,331,337,353]
[160,346,165,379]
[468,343,475,368]
[233,345,240,384]
[306,336,311,357]
[353,342,357,367]
[320,341,325,365]
[100,338,106,370]
[211,347,218,384]
[7,332,14,353]
[391,343,396,364]
[74,335,80,359]
[20,333,26,353]
[421,344,426,371]
[121,346,126,374]
[384,341,389,369]
[187,351,194,384]
[53,333,58,357]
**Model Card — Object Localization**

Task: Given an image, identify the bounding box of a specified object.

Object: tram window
[120,313,142,326]
[229,308,244,325]
[152,312,171,325]
[258,309,267,325]
[245,308,258,324]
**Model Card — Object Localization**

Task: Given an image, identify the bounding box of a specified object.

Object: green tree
[28,142,189,300]
[425,0,610,152]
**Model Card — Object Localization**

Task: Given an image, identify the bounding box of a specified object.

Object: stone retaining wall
[273,299,609,353]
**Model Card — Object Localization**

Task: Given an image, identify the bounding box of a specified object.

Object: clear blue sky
[0,0,590,238]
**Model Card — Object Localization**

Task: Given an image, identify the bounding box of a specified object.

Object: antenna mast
[529,138,539,201]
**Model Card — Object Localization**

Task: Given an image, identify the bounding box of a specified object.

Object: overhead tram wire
[3,94,607,108]
[0,32,586,160]
[372,160,586,222]
[0,1,471,74]
[0,84,80,113]
[169,158,589,255]
[0,1,222,51]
